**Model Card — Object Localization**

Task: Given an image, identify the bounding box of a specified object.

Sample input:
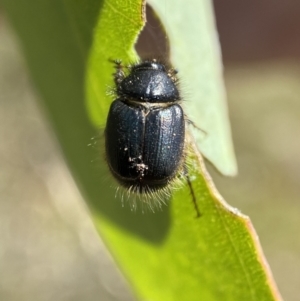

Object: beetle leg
[168,68,179,83]
[110,59,125,85]
[186,118,207,136]
[183,164,201,218]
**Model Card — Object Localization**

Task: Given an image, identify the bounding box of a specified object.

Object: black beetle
[105,59,188,209]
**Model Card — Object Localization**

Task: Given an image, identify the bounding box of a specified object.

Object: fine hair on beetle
[104,58,197,213]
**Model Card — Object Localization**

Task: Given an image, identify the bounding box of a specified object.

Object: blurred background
[0,1,300,301]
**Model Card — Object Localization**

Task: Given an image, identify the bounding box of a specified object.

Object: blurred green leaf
[2,0,282,300]
[148,0,237,176]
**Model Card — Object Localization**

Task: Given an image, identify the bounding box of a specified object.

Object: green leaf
[85,0,144,126]
[148,0,237,176]
[2,0,282,300]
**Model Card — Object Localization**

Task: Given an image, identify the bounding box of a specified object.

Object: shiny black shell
[117,61,180,102]
[105,60,185,193]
